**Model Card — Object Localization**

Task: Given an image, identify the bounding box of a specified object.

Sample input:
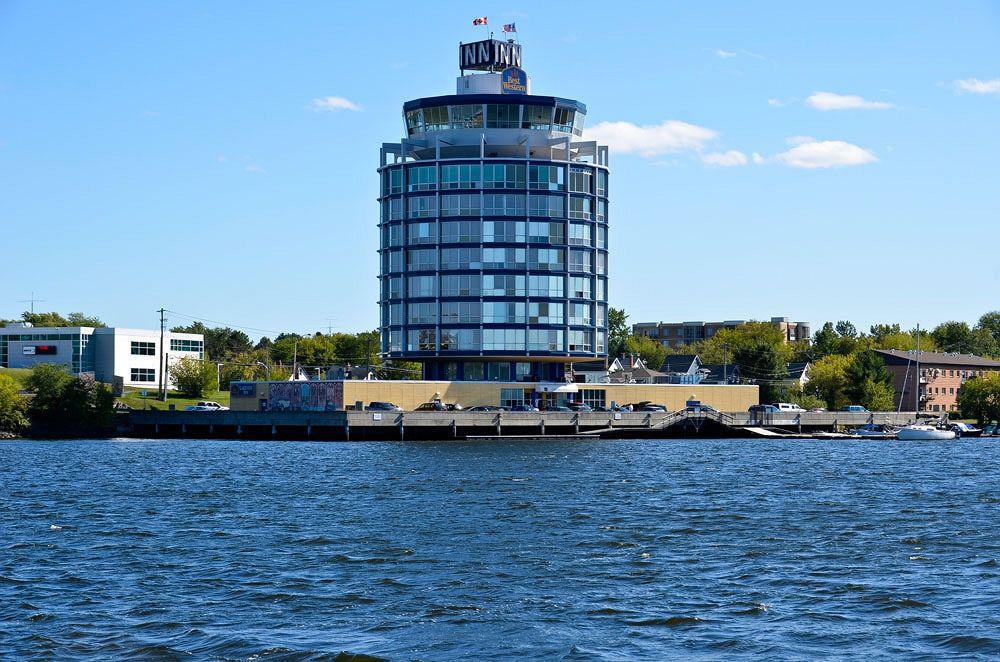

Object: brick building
[633,317,810,349]
[876,349,1000,413]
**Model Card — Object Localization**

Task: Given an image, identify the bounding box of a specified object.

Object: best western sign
[460,39,522,71]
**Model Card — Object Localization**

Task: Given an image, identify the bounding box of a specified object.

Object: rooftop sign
[460,39,522,72]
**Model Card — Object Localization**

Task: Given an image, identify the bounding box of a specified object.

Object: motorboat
[849,423,898,439]
[950,423,983,438]
[897,424,957,441]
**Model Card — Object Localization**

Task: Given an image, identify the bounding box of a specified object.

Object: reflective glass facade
[380,94,609,381]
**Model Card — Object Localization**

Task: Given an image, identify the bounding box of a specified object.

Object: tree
[171,323,251,360]
[66,312,106,327]
[787,386,826,411]
[845,350,894,409]
[835,321,858,338]
[802,354,852,410]
[608,308,629,359]
[974,311,1000,358]
[869,324,901,342]
[170,357,216,397]
[23,365,113,435]
[734,339,788,403]
[624,334,667,371]
[22,311,69,327]
[957,373,1000,423]
[0,373,28,434]
[931,321,977,354]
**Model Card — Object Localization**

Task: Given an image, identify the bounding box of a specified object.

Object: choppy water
[1,438,999,659]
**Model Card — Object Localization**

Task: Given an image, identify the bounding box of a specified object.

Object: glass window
[405,110,422,135]
[528,221,565,245]
[423,107,449,131]
[441,220,481,243]
[482,247,525,269]
[580,388,606,409]
[568,329,593,351]
[389,169,403,194]
[596,200,607,223]
[482,194,525,216]
[569,197,592,220]
[440,274,481,297]
[451,104,483,128]
[486,104,520,128]
[441,164,481,189]
[529,247,565,271]
[570,302,592,326]
[570,169,593,193]
[529,195,565,218]
[553,108,575,133]
[529,275,564,297]
[385,250,404,273]
[169,339,203,354]
[595,252,607,275]
[131,341,155,356]
[389,198,404,220]
[482,329,525,351]
[483,274,525,297]
[483,302,526,324]
[390,303,402,325]
[528,329,564,352]
[408,275,436,297]
[596,171,607,196]
[408,302,437,325]
[571,276,592,299]
[484,164,526,189]
[596,303,607,327]
[568,223,592,246]
[441,247,482,270]
[131,368,156,382]
[501,387,528,407]
[408,166,437,191]
[465,362,485,380]
[386,276,403,298]
[596,226,607,249]
[440,328,482,351]
[382,223,403,247]
[407,248,437,271]
[528,165,565,191]
[522,105,552,130]
[483,220,525,242]
[596,330,607,353]
[570,249,593,273]
[407,329,437,351]
[529,302,564,325]
[441,301,482,324]
[408,222,436,245]
[408,196,437,218]
[441,194,481,217]
[596,278,606,301]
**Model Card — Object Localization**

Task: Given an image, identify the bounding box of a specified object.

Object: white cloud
[785,135,815,146]
[716,49,737,58]
[310,96,362,112]
[774,140,877,169]
[717,48,765,60]
[954,78,1000,94]
[701,150,748,167]
[583,120,717,158]
[806,91,893,110]
[751,152,765,165]
[767,98,784,107]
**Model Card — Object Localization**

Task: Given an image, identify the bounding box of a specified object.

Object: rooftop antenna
[19,292,45,314]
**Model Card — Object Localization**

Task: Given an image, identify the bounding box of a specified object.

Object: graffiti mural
[265,382,342,411]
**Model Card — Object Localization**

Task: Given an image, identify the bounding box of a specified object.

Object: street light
[256,361,271,381]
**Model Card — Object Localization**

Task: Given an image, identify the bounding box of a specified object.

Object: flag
[503,23,516,33]
[472,16,487,26]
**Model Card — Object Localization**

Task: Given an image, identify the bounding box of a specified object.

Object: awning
[534,383,579,393]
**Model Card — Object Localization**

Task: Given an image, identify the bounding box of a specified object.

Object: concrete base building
[876,349,1000,414]
[0,323,204,388]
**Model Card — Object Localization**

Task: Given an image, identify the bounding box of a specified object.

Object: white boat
[849,424,898,439]
[897,425,957,441]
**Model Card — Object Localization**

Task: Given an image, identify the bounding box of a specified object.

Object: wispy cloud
[584,120,717,158]
[701,150,748,167]
[954,78,1000,94]
[310,96,362,112]
[774,139,877,169]
[805,92,893,111]
[717,48,766,61]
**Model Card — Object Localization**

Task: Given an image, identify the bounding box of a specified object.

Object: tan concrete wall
[230,380,759,412]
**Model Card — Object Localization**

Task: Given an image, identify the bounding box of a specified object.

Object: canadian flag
[472,16,487,26]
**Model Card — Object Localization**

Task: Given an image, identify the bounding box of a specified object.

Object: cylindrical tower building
[378,39,609,383]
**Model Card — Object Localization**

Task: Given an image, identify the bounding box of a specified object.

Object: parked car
[509,404,540,412]
[773,402,806,412]
[630,402,668,412]
[841,405,869,413]
[568,402,593,412]
[365,401,402,412]
[467,405,505,412]
[749,404,779,414]
[687,403,718,414]
[546,405,573,412]
[414,402,448,411]
[809,407,828,413]
[184,401,229,411]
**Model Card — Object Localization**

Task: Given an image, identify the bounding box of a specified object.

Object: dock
[124,409,918,441]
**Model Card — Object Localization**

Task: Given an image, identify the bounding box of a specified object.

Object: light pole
[256,361,271,381]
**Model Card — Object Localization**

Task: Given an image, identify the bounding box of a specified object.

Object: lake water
[1,438,999,659]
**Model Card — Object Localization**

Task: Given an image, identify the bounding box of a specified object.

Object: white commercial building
[0,323,205,388]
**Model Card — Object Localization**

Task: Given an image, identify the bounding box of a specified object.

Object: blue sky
[1,1,998,337]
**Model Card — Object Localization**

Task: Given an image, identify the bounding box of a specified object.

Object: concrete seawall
[126,410,920,440]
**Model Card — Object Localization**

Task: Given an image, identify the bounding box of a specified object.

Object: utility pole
[158,308,167,401]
